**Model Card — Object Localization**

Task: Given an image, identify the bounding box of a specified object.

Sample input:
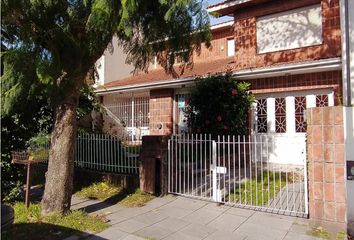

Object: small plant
[307,227,331,239]
[185,73,255,135]
[119,189,155,207]
[75,182,121,200]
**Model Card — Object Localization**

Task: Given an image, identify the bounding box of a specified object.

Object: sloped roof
[100,57,235,89]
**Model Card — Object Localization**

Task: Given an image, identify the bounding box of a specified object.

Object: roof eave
[95,58,342,95]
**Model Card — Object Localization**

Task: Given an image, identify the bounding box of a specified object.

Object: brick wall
[307,106,346,225]
[233,0,341,70]
[193,27,234,62]
[149,89,173,135]
[248,70,343,104]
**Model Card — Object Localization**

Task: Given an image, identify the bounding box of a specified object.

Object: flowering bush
[185,73,254,135]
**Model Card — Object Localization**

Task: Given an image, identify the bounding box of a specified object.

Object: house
[95,20,236,139]
[95,0,342,162]
[96,0,342,136]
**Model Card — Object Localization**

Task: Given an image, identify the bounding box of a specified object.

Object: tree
[1,0,210,214]
[185,73,255,135]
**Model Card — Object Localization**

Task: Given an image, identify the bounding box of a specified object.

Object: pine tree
[1,0,210,214]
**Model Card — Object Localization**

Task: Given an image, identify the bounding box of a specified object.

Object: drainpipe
[342,0,352,106]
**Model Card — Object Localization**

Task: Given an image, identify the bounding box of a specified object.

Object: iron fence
[25,133,140,175]
[75,133,140,174]
[168,134,308,217]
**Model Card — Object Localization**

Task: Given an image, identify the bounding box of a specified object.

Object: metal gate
[168,134,308,217]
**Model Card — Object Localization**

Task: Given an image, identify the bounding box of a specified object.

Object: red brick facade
[193,27,234,62]
[232,0,341,70]
[248,70,342,104]
[149,89,174,135]
[307,106,346,225]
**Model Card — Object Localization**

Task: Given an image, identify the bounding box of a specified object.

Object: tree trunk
[41,93,78,215]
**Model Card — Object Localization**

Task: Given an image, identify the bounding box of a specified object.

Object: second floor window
[227,38,235,57]
[256,4,322,54]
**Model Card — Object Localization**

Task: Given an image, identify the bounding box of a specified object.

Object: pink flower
[216,115,222,122]
[231,89,238,95]
[205,120,210,125]
[197,128,201,133]
[223,125,228,130]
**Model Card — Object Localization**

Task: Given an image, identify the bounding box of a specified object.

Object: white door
[253,90,334,165]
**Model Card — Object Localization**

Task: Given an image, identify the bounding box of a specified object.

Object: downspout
[344,0,352,106]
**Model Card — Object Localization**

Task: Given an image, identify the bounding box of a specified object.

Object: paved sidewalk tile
[144,195,177,208]
[179,223,217,239]
[183,207,222,225]
[121,235,146,240]
[154,205,193,218]
[163,231,200,240]
[106,213,127,225]
[132,210,168,225]
[204,230,247,240]
[115,219,149,233]
[288,222,312,235]
[166,197,207,211]
[112,207,148,218]
[225,207,255,218]
[235,222,288,240]
[134,225,173,239]
[283,232,321,240]
[152,216,190,231]
[71,195,313,240]
[244,211,294,231]
[203,202,230,212]
[207,213,247,232]
[89,228,128,240]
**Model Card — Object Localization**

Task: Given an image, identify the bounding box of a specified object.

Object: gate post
[306,106,347,231]
[140,135,169,196]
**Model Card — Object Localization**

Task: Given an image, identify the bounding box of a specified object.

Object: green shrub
[185,73,254,135]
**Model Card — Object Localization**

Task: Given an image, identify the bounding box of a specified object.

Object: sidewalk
[70,195,320,240]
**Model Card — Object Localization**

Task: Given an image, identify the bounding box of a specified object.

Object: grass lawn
[75,182,122,200]
[74,182,155,207]
[227,171,288,206]
[1,202,108,240]
[119,189,155,207]
[307,227,348,240]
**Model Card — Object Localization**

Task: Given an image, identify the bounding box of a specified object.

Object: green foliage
[1,202,108,240]
[75,182,121,200]
[1,0,210,211]
[1,113,51,203]
[227,171,288,206]
[28,133,51,148]
[185,74,255,135]
[119,189,155,208]
[74,182,154,207]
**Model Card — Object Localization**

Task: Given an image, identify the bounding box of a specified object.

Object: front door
[252,90,334,164]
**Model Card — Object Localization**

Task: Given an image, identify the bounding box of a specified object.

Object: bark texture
[41,94,78,215]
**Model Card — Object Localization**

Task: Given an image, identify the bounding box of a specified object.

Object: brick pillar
[307,106,346,229]
[149,89,173,135]
[139,135,169,196]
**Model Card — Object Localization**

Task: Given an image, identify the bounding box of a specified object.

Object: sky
[205,0,233,25]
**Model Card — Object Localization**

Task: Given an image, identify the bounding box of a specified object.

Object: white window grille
[104,92,150,142]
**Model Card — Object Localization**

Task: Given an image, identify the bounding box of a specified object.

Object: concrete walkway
[70,195,320,240]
